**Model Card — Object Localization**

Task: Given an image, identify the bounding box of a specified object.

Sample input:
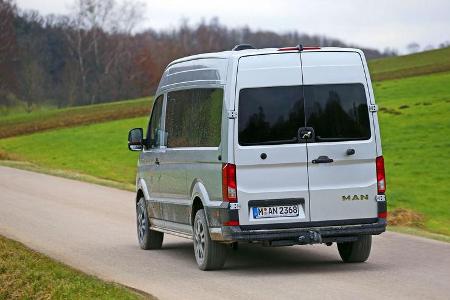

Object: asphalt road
[1,166,449,300]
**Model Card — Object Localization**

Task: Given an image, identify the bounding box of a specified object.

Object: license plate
[252,205,299,219]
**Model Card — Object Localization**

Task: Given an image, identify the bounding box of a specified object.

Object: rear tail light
[222,163,237,202]
[378,211,388,219]
[376,156,386,194]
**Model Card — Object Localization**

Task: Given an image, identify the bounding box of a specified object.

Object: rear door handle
[312,156,334,164]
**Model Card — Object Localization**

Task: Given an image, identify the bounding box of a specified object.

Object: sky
[15,0,450,53]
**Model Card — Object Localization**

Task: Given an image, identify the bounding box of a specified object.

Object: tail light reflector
[376,156,386,194]
[223,220,239,226]
[378,211,388,219]
[222,163,237,202]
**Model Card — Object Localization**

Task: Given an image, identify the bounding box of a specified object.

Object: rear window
[238,83,370,146]
[238,86,304,146]
[304,83,371,142]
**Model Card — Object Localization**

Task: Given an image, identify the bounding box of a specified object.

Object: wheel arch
[189,179,212,227]
[136,178,151,204]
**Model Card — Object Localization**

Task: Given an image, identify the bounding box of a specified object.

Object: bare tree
[64,0,144,104]
[407,42,420,54]
[0,0,18,105]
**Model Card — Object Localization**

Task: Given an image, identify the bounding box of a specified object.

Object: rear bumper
[212,218,386,244]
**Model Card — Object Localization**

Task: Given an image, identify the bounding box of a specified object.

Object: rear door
[234,53,310,226]
[301,51,378,222]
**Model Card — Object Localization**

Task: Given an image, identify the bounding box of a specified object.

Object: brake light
[278,46,301,51]
[278,46,321,51]
[376,156,386,194]
[222,163,237,202]
[302,46,321,50]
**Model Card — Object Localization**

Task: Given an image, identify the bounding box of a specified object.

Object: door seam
[299,51,312,223]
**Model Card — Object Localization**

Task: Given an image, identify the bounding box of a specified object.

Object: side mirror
[128,128,143,151]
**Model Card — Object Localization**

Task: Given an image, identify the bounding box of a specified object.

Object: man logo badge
[342,195,369,201]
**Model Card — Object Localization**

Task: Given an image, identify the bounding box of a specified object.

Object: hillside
[373,71,450,235]
[0,97,152,139]
[369,46,450,81]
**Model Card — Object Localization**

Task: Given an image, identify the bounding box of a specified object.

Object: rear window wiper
[315,136,368,142]
[240,137,298,146]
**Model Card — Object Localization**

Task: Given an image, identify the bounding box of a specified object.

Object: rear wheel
[337,235,372,263]
[137,197,163,250]
[193,209,227,270]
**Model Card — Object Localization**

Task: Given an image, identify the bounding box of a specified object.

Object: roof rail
[232,44,256,51]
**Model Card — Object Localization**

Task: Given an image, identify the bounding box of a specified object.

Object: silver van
[128,44,387,270]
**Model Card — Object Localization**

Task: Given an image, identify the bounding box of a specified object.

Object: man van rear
[130,45,387,270]
[218,46,386,261]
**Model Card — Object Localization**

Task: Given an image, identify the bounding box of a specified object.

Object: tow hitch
[298,231,322,245]
[263,231,322,247]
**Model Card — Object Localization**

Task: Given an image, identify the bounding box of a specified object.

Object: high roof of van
[157,46,366,93]
[168,47,364,66]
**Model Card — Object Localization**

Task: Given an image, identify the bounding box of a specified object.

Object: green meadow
[369,46,450,81]
[373,72,450,235]
[0,97,152,139]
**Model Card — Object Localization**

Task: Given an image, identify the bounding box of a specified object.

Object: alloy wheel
[137,204,146,243]
[194,218,206,263]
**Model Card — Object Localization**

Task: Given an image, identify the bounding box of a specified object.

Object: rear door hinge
[369,104,378,112]
[228,110,237,119]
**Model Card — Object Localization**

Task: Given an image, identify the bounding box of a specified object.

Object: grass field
[0,117,146,184]
[374,72,450,235]
[0,235,149,299]
[369,46,450,81]
[0,97,152,139]
[0,48,449,237]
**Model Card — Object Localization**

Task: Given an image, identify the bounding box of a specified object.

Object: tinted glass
[238,86,304,145]
[166,88,223,147]
[304,83,371,142]
[146,95,164,149]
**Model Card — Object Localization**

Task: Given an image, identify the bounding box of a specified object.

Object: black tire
[137,197,163,250]
[193,209,227,270]
[337,235,372,263]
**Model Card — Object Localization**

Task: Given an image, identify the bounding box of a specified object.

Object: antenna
[232,44,256,51]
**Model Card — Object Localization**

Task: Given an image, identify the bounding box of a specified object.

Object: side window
[165,88,223,148]
[146,95,164,149]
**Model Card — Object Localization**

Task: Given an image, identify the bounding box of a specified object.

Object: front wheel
[193,209,227,270]
[137,197,163,250]
[337,235,372,263]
